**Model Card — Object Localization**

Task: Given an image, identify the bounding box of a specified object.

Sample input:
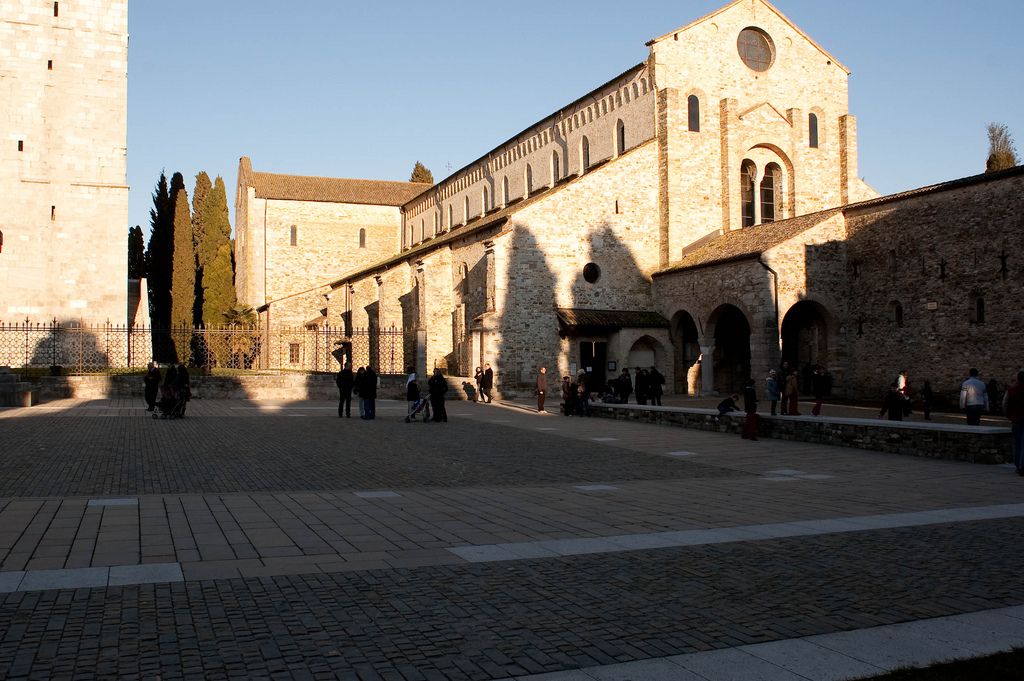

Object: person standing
[354,367,365,418]
[336,361,354,418]
[921,380,934,421]
[536,367,548,413]
[779,361,791,415]
[143,362,161,412]
[482,363,494,404]
[785,368,801,416]
[811,365,826,417]
[960,368,988,426]
[474,366,483,402]
[562,376,575,416]
[1002,371,1024,476]
[765,370,780,416]
[879,382,906,421]
[742,378,758,440]
[428,368,448,422]
[362,366,377,419]
[576,370,590,417]
[617,368,633,404]
[635,367,648,405]
[649,366,664,406]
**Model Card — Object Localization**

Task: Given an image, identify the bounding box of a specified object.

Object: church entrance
[710,304,751,395]
[781,301,829,392]
[579,341,607,389]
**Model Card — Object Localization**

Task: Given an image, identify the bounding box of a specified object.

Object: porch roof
[556,308,670,332]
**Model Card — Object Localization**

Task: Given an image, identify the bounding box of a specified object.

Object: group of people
[334,362,378,419]
[143,362,191,413]
[603,367,666,406]
[404,367,450,422]
[473,364,494,404]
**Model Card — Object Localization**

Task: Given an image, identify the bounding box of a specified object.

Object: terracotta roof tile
[251,171,431,206]
[556,308,670,329]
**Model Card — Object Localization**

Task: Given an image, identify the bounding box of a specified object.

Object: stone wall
[590,403,1012,464]
[0,0,129,324]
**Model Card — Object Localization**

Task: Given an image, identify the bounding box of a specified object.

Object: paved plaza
[0,397,1023,680]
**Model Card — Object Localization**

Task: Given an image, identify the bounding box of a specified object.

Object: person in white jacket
[959,368,989,426]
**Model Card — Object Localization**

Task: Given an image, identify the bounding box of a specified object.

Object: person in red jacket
[1002,371,1024,476]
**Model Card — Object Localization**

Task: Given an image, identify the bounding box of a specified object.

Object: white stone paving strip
[506,605,1024,681]
[447,503,1024,563]
[0,563,184,594]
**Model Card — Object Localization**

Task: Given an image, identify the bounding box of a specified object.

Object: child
[765,370,780,416]
[716,394,740,420]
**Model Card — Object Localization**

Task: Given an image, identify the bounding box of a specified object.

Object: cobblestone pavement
[0,398,1022,680]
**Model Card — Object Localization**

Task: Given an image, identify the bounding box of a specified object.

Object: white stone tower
[0,0,129,324]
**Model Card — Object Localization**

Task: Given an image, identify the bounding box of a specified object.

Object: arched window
[460,263,469,296]
[741,160,757,228]
[809,113,819,148]
[447,205,453,230]
[502,176,510,207]
[552,151,560,184]
[419,219,424,242]
[891,302,904,327]
[616,120,626,156]
[289,225,297,246]
[760,163,780,224]
[358,228,366,248]
[525,165,533,196]
[464,196,470,223]
[688,95,700,132]
[582,136,591,172]
[482,186,489,214]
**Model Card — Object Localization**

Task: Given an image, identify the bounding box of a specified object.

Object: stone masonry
[0,0,129,324]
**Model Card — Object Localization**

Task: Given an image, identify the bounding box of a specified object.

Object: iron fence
[0,320,407,374]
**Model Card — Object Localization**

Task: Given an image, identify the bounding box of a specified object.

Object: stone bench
[0,368,38,408]
[588,402,1012,465]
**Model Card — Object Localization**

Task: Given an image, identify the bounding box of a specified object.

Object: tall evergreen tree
[191,172,212,327]
[145,172,174,331]
[170,186,195,362]
[410,161,434,184]
[128,225,146,280]
[200,176,236,326]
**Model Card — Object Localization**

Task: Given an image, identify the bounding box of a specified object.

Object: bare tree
[986,122,1019,172]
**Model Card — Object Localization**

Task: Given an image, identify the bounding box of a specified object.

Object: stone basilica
[235,0,1024,402]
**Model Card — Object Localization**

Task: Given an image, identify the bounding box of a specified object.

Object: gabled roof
[648,0,849,75]
[238,158,431,207]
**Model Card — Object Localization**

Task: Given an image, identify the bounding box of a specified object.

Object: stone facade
[0,0,129,324]
[244,0,1022,405]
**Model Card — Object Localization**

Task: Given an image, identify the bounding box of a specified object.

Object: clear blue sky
[126,0,1024,235]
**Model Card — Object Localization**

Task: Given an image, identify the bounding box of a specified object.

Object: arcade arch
[708,304,751,394]
[780,300,832,390]
[670,310,700,394]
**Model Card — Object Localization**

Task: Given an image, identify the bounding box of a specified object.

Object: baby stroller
[153,385,189,419]
[405,397,431,423]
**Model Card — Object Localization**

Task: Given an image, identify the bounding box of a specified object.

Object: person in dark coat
[921,380,934,421]
[634,367,648,405]
[336,361,354,418]
[649,366,665,406]
[536,367,548,413]
[428,368,449,422]
[354,367,365,418]
[361,367,377,419]
[742,378,758,440]
[576,370,590,416]
[473,367,483,402]
[163,365,178,399]
[562,376,575,416]
[481,363,494,403]
[617,368,633,404]
[144,362,161,412]
[779,361,791,414]
[879,382,905,421]
[716,394,740,419]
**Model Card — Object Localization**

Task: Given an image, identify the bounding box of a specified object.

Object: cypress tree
[191,172,212,327]
[410,161,433,184]
[128,225,145,280]
[145,172,174,331]
[201,176,236,326]
[170,185,195,363]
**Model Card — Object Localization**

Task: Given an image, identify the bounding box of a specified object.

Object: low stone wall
[34,373,479,402]
[0,368,37,407]
[589,403,1013,464]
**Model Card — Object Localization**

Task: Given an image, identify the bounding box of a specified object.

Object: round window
[583,263,601,284]
[737,27,775,72]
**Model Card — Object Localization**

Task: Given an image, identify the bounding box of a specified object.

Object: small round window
[737,27,775,72]
[583,263,601,284]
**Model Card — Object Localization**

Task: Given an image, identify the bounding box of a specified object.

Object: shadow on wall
[495,224,557,396]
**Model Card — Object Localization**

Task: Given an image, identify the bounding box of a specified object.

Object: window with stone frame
[358,228,366,248]
[809,113,819,148]
[760,164,779,224]
[970,296,985,324]
[582,136,591,172]
[741,160,757,227]
[688,95,700,132]
[552,151,560,184]
[289,225,297,246]
[616,120,626,156]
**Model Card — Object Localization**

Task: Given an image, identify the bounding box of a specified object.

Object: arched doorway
[671,311,700,394]
[710,305,750,395]
[626,335,666,371]
[781,300,830,394]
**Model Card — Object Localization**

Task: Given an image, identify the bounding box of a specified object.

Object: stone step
[0,382,37,407]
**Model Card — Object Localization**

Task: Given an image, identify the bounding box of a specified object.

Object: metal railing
[0,320,407,374]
